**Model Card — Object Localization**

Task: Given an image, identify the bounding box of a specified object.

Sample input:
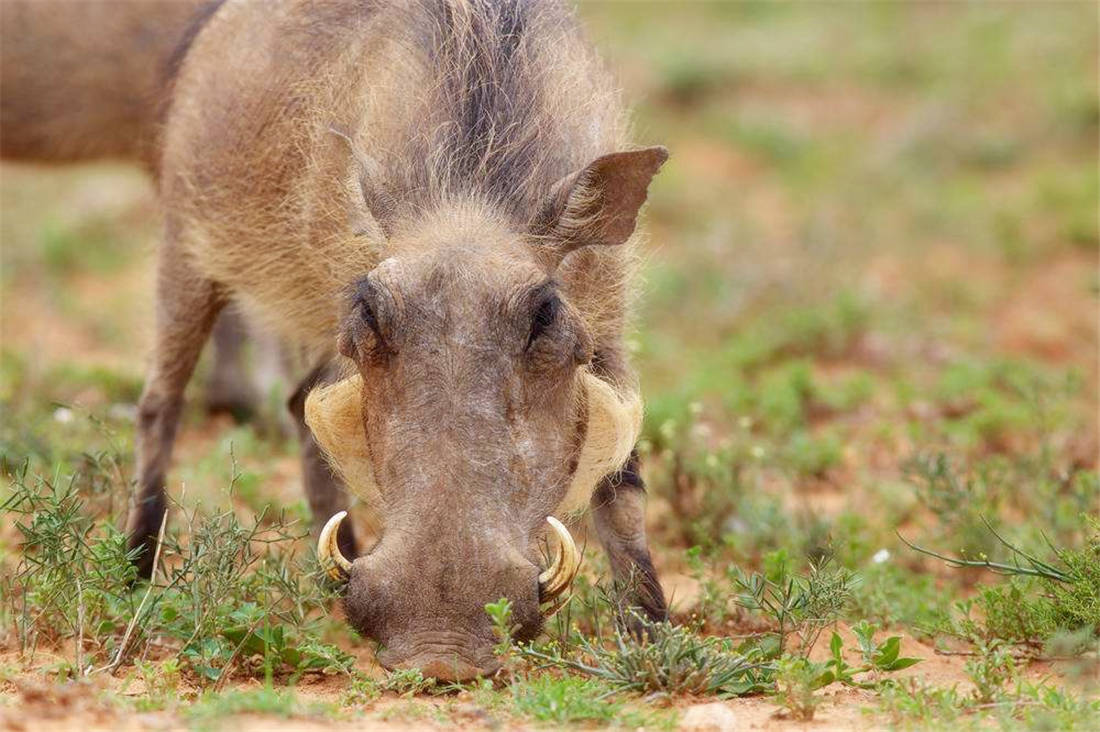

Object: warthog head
[307,147,667,680]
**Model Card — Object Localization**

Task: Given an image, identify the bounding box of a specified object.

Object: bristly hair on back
[368,0,625,228]
[163,0,633,354]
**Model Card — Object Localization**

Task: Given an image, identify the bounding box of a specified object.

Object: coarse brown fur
[125,0,668,680]
[162,0,636,355]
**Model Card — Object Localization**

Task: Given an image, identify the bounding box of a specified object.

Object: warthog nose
[414,656,500,682]
[381,648,501,682]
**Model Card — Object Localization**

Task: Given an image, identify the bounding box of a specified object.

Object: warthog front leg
[287,362,358,560]
[128,229,226,579]
[590,449,667,622]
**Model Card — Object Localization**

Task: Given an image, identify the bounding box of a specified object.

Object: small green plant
[514,573,919,713]
[849,621,922,679]
[784,429,843,479]
[486,598,516,659]
[901,515,1100,651]
[770,623,920,722]
[1,437,352,685]
[733,552,857,654]
[510,674,672,727]
[813,623,921,692]
[521,607,771,696]
[684,545,733,629]
[772,655,831,720]
[965,642,1016,705]
[878,666,1100,728]
[382,668,438,696]
[902,453,1002,558]
[487,595,528,685]
[2,464,140,668]
[341,672,382,706]
[128,658,184,712]
[152,501,353,684]
[879,678,968,726]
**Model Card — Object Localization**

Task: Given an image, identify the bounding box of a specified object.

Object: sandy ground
[1,607,1086,732]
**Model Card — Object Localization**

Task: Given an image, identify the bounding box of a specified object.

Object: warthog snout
[320,512,579,680]
[377,633,502,682]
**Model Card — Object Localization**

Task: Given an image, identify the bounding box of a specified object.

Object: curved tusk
[318,510,353,583]
[538,516,580,604]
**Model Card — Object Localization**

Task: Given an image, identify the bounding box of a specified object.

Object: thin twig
[101,509,168,675]
[968,700,1045,712]
[76,578,85,676]
[896,532,1071,583]
[980,517,1070,581]
[931,646,1086,663]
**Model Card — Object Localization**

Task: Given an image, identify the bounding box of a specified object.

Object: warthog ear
[531,146,668,266]
[330,126,397,239]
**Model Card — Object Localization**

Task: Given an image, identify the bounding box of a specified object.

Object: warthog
[24,0,670,680]
[0,0,271,418]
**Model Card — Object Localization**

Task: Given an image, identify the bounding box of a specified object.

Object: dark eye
[356,295,383,340]
[526,295,559,351]
[339,279,392,363]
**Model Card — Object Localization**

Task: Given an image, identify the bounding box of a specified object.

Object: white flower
[52,407,74,424]
[872,549,891,564]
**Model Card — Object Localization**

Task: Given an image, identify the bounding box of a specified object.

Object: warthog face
[311,148,667,680]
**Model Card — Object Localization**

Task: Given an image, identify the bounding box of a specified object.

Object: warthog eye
[526,294,559,351]
[356,295,383,342]
[339,277,392,364]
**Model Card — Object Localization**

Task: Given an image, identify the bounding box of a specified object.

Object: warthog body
[34,0,668,680]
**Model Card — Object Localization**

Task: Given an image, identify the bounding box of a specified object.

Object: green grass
[878,655,1100,730]
[510,675,675,728]
[186,687,336,731]
[1,455,351,684]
